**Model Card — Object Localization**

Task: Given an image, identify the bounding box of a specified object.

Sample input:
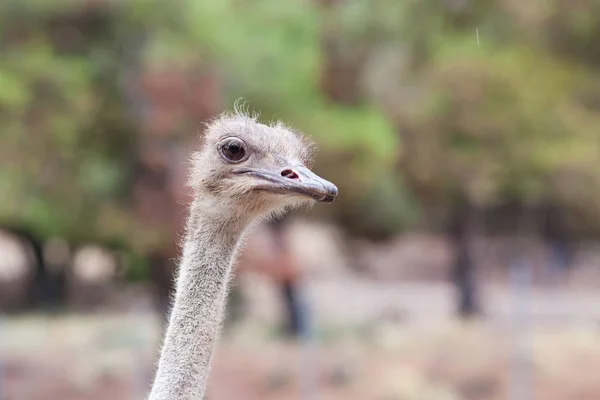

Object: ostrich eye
[219,137,248,163]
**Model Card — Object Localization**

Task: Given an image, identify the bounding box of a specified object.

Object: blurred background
[1,0,600,399]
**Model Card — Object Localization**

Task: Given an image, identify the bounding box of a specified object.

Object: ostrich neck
[149,201,250,400]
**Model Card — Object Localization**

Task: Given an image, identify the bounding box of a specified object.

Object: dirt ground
[2,310,600,400]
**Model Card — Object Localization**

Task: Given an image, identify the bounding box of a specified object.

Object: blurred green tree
[2,0,600,304]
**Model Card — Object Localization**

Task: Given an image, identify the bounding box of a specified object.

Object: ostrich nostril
[281,169,300,180]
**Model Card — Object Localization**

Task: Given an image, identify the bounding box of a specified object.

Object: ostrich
[148,108,338,400]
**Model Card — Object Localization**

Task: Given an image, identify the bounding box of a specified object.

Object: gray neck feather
[148,199,251,400]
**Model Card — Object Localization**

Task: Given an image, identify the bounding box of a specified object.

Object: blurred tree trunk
[542,203,573,283]
[449,197,481,318]
[317,0,366,106]
[148,252,176,322]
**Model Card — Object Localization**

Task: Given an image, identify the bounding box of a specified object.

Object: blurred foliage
[338,0,600,226]
[2,0,600,256]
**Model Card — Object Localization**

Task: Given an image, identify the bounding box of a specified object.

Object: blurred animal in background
[239,217,306,337]
[0,231,130,314]
[148,108,337,400]
[66,244,121,311]
[0,230,37,313]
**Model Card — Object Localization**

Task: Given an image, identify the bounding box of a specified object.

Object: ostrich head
[190,109,338,221]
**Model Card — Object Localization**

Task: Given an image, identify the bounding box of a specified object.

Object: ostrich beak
[232,164,338,203]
